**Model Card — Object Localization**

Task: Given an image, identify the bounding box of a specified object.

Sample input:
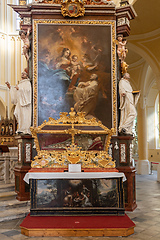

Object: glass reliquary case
[30,108,115,170]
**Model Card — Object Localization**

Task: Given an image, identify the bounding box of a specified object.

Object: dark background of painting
[37,23,112,127]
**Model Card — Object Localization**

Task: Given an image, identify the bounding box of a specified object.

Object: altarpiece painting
[36,178,118,208]
[33,20,117,132]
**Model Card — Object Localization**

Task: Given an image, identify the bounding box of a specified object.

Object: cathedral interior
[0,0,160,239]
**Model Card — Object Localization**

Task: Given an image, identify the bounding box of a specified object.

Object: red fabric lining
[20,214,135,229]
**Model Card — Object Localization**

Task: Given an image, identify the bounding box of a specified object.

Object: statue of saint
[119,73,140,135]
[6,70,32,134]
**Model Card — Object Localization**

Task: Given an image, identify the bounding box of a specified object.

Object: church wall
[0,0,5,32]
[0,99,6,119]
[0,0,27,118]
[0,34,6,85]
[147,86,159,165]
[10,37,16,86]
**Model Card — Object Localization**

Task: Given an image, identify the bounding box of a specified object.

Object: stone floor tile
[147,225,160,232]
[11,235,32,240]
[0,233,15,240]
[134,226,146,233]
[142,229,160,236]
[0,218,23,230]
[131,233,153,239]
[152,234,160,240]
[1,230,21,237]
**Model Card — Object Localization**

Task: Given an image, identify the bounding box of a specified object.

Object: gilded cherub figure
[117,34,128,62]
[19,28,30,61]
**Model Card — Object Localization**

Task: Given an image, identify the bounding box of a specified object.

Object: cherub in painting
[68,55,81,92]
[70,55,81,79]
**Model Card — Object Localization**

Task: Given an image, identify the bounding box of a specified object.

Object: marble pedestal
[111,135,137,211]
[14,135,34,201]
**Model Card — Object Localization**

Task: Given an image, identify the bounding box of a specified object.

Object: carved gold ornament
[121,61,129,75]
[61,0,85,18]
[31,148,115,168]
[19,0,26,5]
[30,108,115,169]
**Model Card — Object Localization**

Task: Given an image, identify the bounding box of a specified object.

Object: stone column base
[137,160,150,175]
[157,164,160,182]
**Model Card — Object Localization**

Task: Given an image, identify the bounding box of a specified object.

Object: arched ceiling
[130,0,160,35]
[123,0,160,96]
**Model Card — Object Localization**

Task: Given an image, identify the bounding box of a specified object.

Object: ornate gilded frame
[33,19,117,134]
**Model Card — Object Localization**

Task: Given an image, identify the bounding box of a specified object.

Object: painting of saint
[36,21,114,128]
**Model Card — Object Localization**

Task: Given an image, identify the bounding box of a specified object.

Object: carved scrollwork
[31,148,115,168]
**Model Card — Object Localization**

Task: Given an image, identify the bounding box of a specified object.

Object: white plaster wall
[0,0,26,117]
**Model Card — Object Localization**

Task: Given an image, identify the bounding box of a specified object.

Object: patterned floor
[0,171,160,240]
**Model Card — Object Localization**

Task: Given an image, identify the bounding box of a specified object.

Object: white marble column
[137,99,150,175]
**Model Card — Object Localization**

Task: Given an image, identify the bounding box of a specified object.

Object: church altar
[10,0,137,237]
[25,171,126,216]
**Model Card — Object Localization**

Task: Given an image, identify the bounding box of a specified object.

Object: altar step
[0,182,30,222]
[20,214,135,237]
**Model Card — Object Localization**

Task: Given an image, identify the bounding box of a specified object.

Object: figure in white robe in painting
[73,73,99,117]
[6,70,32,134]
[119,73,140,135]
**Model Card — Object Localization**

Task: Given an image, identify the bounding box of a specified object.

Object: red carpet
[20,213,135,229]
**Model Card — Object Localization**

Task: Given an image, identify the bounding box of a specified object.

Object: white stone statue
[6,70,32,134]
[119,72,140,135]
